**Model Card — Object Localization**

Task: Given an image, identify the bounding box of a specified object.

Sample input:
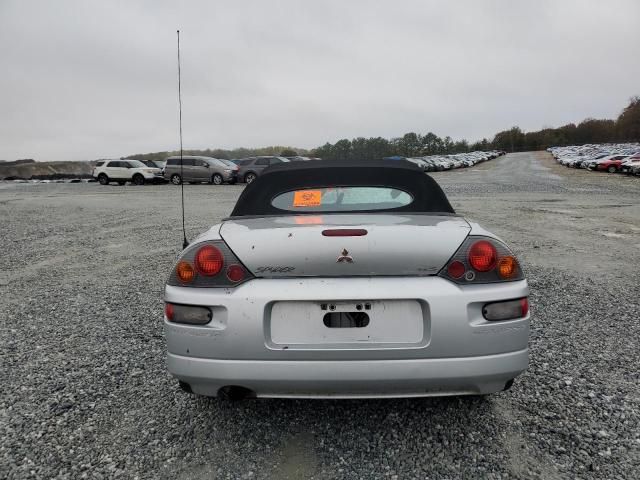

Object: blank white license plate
[269,300,424,345]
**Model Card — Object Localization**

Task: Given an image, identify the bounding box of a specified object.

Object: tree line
[126,96,639,162]
[311,96,640,160]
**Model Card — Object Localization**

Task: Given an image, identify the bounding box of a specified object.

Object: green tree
[280,148,298,157]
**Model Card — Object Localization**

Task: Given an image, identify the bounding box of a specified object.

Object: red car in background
[594,154,632,173]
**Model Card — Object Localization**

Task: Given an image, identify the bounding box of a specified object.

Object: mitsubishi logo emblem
[336,248,354,263]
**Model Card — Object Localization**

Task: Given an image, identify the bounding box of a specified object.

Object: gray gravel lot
[1,152,639,479]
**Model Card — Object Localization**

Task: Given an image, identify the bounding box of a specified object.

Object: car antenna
[177,29,189,249]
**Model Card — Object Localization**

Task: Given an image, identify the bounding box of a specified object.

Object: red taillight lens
[468,240,497,272]
[164,302,174,321]
[195,245,224,276]
[226,264,245,282]
[447,260,465,279]
[520,297,529,317]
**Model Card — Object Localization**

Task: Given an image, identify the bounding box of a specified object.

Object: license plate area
[323,311,370,328]
[268,300,426,347]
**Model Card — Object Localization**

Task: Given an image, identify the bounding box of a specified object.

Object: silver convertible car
[163,160,530,399]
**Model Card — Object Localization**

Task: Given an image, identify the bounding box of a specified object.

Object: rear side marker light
[176,261,195,283]
[468,240,497,272]
[226,264,245,282]
[195,245,224,276]
[164,303,212,325]
[322,229,368,237]
[483,298,529,321]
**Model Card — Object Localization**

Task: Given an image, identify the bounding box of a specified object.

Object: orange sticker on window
[293,190,322,207]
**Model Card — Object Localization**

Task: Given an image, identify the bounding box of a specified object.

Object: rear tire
[244,172,257,184]
[170,174,182,185]
[98,174,109,185]
[607,165,617,173]
[132,174,145,185]
[212,173,223,185]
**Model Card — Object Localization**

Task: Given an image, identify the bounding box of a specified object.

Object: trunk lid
[219,214,470,277]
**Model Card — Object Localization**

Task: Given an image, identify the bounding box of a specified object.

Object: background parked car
[235,156,290,183]
[163,156,238,185]
[92,159,163,186]
[620,155,640,173]
[592,154,631,172]
[549,143,640,177]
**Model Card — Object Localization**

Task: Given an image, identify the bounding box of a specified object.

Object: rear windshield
[271,186,413,212]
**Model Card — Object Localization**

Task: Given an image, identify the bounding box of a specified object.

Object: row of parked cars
[91,151,503,186]
[398,150,505,172]
[91,156,322,186]
[548,143,640,175]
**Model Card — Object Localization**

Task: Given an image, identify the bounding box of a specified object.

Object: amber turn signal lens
[497,256,518,279]
[176,261,195,283]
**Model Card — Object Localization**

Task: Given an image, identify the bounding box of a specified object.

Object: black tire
[170,174,182,185]
[212,173,223,185]
[98,174,109,185]
[117,181,126,186]
[244,172,257,184]
[607,165,617,174]
[132,174,145,185]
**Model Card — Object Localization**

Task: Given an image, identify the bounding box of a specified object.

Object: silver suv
[164,156,238,185]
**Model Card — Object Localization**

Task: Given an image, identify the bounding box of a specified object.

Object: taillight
[447,260,465,279]
[167,240,253,287]
[468,240,497,272]
[226,264,245,282]
[439,236,524,284]
[195,245,224,276]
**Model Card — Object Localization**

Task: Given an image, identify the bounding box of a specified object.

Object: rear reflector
[165,303,212,325]
[322,229,368,237]
[482,297,529,321]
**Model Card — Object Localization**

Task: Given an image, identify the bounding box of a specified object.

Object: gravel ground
[1,152,639,479]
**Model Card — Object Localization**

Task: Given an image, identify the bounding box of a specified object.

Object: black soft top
[230,159,455,217]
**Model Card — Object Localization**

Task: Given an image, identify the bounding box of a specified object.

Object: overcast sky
[1,0,639,161]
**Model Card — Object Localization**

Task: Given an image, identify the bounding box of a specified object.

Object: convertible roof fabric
[230,159,455,216]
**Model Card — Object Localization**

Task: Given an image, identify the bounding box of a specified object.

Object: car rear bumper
[168,349,528,398]
[164,276,530,398]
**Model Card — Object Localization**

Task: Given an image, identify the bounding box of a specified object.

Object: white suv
[92,159,163,186]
